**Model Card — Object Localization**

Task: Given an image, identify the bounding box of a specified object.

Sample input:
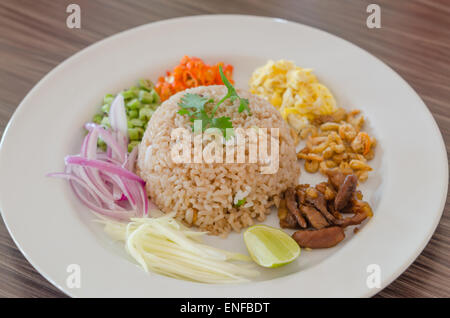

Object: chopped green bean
[139,79,154,91]
[128,140,140,152]
[128,128,140,141]
[136,127,144,138]
[92,79,161,151]
[130,118,144,127]
[139,107,154,120]
[139,90,154,104]
[121,89,136,100]
[93,113,103,124]
[127,98,141,110]
[101,116,110,128]
[101,104,110,113]
[150,102,161,110]
[97,138,107,151]
[128,109,138,119]
[151,90,160,104]
[103,94,114,105]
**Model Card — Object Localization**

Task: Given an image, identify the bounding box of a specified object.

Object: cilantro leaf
[177,108,191,115]
[177,69,250,141]
[178,93,214,131]
[220,67,238,98]
[238,98,250,114]
[211,116,233,139]
[214,65,252,115]
[178,93,213,113]
[195,110,212,131]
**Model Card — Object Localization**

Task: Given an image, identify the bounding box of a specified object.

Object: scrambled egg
[249,60,337,131]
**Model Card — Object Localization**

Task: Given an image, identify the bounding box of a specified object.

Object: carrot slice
[156,56,234,101]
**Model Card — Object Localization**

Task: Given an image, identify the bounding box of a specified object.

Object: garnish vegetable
[156,56,234,101]
[92,79,160,152]
[49,95,154,221]
[215,65,251,115]
[177,93,233,137]
[102,213,259,283]
[235,198,246,207]
[177,65,251,138]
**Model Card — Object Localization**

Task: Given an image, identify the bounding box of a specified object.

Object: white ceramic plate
[0,15,447,297]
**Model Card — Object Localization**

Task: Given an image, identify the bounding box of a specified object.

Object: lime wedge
[244,225,300,268]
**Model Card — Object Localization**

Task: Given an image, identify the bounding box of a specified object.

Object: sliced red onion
[109,94,128,164]
[70,181,134,221]
[85,123,127,162]
[49,121,152,221]
[65,156,145,185]
[125,146,138,171]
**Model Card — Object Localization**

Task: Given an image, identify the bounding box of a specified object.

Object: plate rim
[0,14,448,298]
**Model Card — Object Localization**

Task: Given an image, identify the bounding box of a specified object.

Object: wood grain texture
[0,0,448,298]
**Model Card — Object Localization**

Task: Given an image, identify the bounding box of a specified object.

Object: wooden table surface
[0,0,449,298]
